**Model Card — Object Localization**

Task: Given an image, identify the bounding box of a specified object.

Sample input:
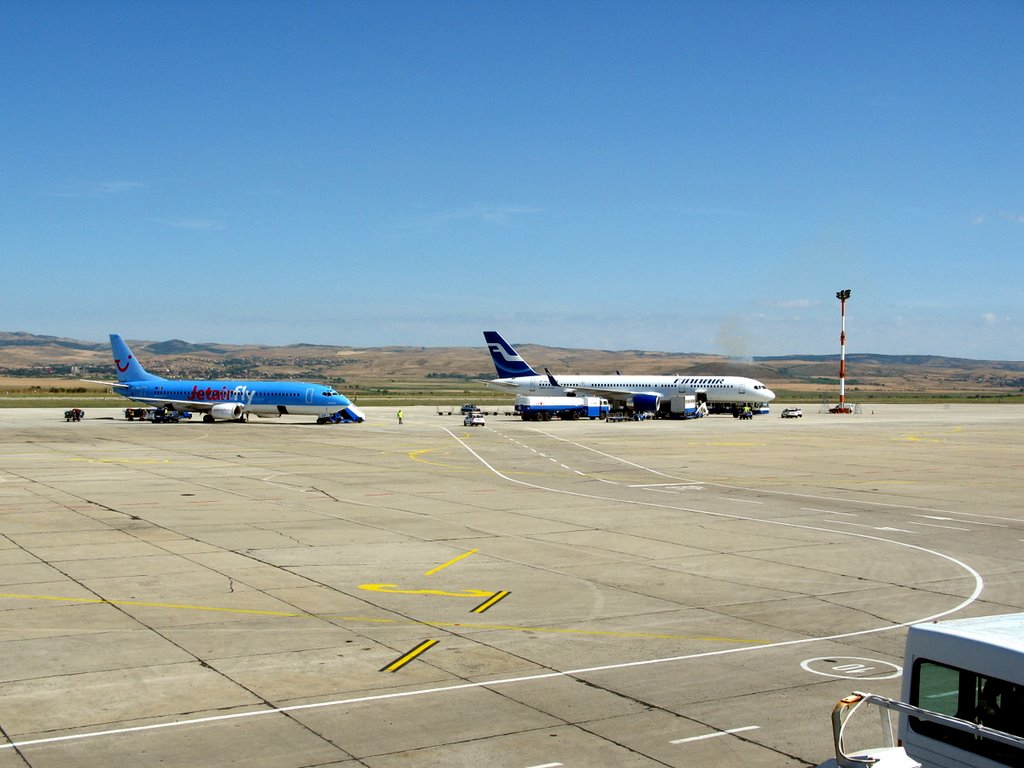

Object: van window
[910,658,1024,763]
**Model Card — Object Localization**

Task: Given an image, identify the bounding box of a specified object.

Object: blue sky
[2,1,1022,359]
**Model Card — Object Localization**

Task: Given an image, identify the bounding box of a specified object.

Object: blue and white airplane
[483,331,775,414]
[89,334,364,423]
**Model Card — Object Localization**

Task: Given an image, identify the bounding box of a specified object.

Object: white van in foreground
[821,613,1024,767]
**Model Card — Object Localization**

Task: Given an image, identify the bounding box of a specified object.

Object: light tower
[832,289,852,414]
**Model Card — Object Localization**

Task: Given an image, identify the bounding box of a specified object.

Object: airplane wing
[562,383,652,403]
[476,378,520,390]
[544,370,657,405]
[80,378,129,389]
[82,379,217,412]
[128,396,217,412]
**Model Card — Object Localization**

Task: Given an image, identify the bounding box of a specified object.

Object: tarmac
[0,403,1022,767]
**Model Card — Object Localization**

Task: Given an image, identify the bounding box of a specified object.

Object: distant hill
[1,331,1022,396]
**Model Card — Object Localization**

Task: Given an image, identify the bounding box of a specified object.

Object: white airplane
[483,331,775,415]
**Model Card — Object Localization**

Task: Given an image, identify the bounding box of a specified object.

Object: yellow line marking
[359,583,494,598]
[67,458,171,464]
[0,593,304,617]
[682,442,765,447]
[406,448,477,470]
[424,548,478,576]
[380,638,439,672]
[0,593,765,643]
[471,590,509,613]
[416,620,763,644]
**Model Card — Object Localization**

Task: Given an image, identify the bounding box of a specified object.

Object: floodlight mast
[836,289,851,409]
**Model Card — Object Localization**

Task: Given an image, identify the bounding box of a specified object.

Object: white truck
[514,395,610,421]
[820,612,1024,768]
[667,394,704,419]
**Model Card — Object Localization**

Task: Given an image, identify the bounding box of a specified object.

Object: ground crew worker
[397,409,404,425]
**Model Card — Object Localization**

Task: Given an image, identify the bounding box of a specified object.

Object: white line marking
[726,497,764,505]
[908,521,971,531]
[8,428,980,754]
[629,482,703,488]
[833,520,915,533]
[801,507,856,516]
[671,725,760,744]
[524,763,563,768]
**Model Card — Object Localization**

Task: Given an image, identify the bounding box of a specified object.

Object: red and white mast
[836,289,851,412]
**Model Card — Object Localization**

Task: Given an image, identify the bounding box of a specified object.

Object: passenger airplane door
[305,388,313,404]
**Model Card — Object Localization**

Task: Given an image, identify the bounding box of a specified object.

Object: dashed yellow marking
[380,638,439,672]
[424,548,478,576]
[471,590,510,613]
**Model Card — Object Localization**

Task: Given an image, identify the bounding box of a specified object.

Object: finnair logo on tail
[484,331,537,378]
[488,343,523,363]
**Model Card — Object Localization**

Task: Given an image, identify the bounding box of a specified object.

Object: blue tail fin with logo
[483,331,540,379]
[110,334,165,383]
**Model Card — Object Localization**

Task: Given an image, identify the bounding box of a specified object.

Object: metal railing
[830,691,1024,767]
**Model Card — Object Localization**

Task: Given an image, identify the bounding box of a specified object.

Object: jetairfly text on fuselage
[185,385,257,405]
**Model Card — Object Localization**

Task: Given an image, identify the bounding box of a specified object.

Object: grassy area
[342,379,513,407]
[771,389,1024,405]
[0,396,125,409]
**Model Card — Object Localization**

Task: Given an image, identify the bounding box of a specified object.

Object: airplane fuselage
[121,378,357,419]
[487,374,775,405]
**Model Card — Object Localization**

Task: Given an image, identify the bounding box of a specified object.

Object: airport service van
[514,395,610,421]
[821,613,1024,768]
[668,394,702,419]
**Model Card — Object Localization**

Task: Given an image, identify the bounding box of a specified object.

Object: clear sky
[3,1,1022,360]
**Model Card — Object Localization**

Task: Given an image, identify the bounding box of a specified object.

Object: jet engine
[630,393,661,412]
[209,402,244,420]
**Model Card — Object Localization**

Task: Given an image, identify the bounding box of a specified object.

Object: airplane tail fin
[483,331,539,378]
[110,334,164,383]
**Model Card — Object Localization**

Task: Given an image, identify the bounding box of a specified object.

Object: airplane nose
[765,389,776,401]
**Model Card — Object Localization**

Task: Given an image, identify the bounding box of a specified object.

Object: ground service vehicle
[781,407,803,418]
[151,407,191,423]
[514,395,610,421]
[821,612,1024,767]
[667,394,702,419]
[64,408,84,422]
[464,412,485,426]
